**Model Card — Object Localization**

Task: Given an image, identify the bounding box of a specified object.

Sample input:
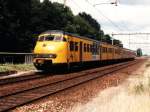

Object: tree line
[0,0,122,52]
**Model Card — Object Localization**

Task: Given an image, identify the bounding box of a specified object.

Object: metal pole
[129,34,131,49]
[64,0,67,8]
[112,33,114,45]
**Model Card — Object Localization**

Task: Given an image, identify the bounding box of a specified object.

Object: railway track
[0,71,45,85]
[0,60,141,112]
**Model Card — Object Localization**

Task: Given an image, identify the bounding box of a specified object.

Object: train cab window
[75,42,78,51]
[54,35,63,41]
[63,37,67,42]
[45,35,55,41]
[38,34,64,42]
[38,36,45,41]
[70,41,74,51]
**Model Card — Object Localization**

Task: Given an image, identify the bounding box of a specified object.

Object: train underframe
[33,58,135,71]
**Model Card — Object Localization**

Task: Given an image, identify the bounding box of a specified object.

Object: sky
[42,0,150,55]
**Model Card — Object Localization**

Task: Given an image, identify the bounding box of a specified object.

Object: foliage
[0,64,35,72]
[79,12,100,31]
[134,82,144,94]
[0,0,123,52]
[103,34,112,44]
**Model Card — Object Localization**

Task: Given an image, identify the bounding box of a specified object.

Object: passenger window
[70,41,74,51]
[90,45,93,52]
[105,48,107,53]
[75,42,78,51]
[102,47,104,53]
[84,44,87,52]
[87,44,89,52]
[96,45,99,54]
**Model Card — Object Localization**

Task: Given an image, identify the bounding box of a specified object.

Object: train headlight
[49,54,57,58]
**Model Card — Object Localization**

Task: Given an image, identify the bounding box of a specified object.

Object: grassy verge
[128,62,150,95]
[0,64,36,73]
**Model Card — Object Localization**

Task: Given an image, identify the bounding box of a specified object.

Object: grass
[146,63,150,68]
[0,64,36,73]
[128,61,150,94]
[134,82,144,94]
[130,76,150,95]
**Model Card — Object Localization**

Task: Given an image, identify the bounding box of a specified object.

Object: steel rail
[0,60,139,112]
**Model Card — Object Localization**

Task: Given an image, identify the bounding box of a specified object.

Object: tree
[113,39,122,47]
[78,12,104,41]
[73,15,95,37]
[103,34,112,44]
[79,12,100,31]
[95,30,104,41]
[0,0,32,52]
[0,1,123,52]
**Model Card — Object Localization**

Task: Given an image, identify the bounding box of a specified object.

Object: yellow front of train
[33,30,68,70]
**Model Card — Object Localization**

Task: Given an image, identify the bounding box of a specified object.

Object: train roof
[40,30,100,43]
[40,30,64,35]
[39,30,135,52]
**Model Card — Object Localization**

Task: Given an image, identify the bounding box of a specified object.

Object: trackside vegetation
[0,64,35,73]
[0,0,122,53]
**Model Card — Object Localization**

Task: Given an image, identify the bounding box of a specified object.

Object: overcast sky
[46,0,150,55]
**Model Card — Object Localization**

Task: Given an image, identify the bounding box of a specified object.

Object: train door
[79,42,83,62]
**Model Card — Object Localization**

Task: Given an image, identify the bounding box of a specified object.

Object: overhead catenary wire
[87,0,141,32]
[85,0,125,31]
[65,0,141,33]
[64,0,124,31]
[70,0,84,11]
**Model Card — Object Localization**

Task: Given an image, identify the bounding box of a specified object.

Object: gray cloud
[119,0,150,5]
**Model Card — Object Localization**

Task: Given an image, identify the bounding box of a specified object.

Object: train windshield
[38,34,66,42]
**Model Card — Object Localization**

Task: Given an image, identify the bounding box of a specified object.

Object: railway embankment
[10,58,148,112]
[0,64,36,76]
[69,58,150,112]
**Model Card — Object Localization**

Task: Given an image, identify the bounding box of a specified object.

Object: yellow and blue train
[33,30,136,70]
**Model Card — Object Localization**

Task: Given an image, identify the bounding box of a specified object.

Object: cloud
[49,0,150,55]
[93,4,150,32]
[119,0,150,5]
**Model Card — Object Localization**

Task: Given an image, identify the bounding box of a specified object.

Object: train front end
[33,30,68,70]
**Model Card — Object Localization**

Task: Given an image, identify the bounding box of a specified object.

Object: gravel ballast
[11,59,147,112]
